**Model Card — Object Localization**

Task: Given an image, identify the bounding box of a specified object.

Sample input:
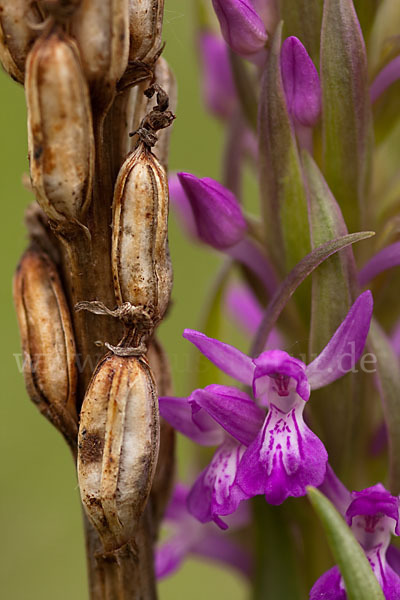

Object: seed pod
[26,29,94,229]
[40,0,82,19]
[13,247,78,446]
[147,338,175,525]
[71,0,129,107]
[129,0,164,64]
[0,0,42,84]
[112,142,173,326]
[78,354,159,550]
[151,58,177,169]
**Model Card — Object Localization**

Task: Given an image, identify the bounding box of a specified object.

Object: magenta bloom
[212,0,267,60]
[177,172,247,250]
[312,470,400,599]
[155,483,252,579]
[199,32,236,119]
[160,291,373,523]
[280,36,321,127]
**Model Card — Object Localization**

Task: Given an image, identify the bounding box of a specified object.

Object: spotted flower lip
[212,0,268,60]
[160,291,373,520]
[280,36,321,127]
[312,471,400,599]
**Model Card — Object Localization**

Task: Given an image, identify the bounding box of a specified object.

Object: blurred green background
[0,1,247,598]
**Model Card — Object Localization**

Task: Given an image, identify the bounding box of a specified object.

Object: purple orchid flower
[160,291,373,523]
[199,31,236,120]
[155,483,252,579]
[312,467,400,599]
[280,36,321,128]
[212,0,267,62]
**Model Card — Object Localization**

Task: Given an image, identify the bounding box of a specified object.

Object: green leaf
[369,0,400,73]
[279,0,323,63]
[307,487,385,600]
[304,152,358,473]
[229,51,258,131]
[251,231,374,356]
[258,22,311,274]
[368,319,400,495]
[321,0,373,231]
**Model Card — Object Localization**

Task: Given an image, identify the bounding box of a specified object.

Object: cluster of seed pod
[3,0,175,578]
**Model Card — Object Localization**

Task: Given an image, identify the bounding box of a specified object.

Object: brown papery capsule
[71,0,129,106]
[112,142,173,326]
[26,29,94,229]
[78,354,159,551]
[13,247,78,446]
[128,0,164,64]
[0,0,42,84]
[147,338,175,525]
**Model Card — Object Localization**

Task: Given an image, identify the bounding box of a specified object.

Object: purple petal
[387,545,400,576]
[164,483,190,521]
[199,32,236,119]
[370,55,400,104]
[187,438,249,527]
[310,566,346,600]
[212,0,267,59]
[346,483,400,535]
[155,534,191,579]
[226,284,263,335]
[306,291,373,389]
[318,464,351,517]
[382,564,400,600]
[159,395,224,446]
[236,404,328,504]
[253,349,310,403]
[390,318,400,357]
[192,532,253,578]
[358,242,400,288]
[169,174,198,239]
[280,36,321,127]
[177,173,247,250]
[183,329,255,385]
[192,385,264,446]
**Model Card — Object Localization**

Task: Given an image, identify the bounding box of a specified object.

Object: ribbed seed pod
[0,0,42,83]
[71,0,129,105]
[129,0,164,64]
[147,338,175,525]
[26,29,94,229]
[13,247,78,445]
[112,142,173,326]
[78,354,159,550]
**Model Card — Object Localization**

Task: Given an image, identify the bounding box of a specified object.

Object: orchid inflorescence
[157,1,400,598]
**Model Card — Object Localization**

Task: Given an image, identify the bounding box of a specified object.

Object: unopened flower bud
[78,354,159,550]
[112,142,173,326]
[199,31,236,120]
[212,0,267,60]
[71,0,129,106]
[177,173,247,250]
[128,0,164,64]
[280,36,321,127]
[13,248,78,446]
[26,29,94,229]
[0,0,42,83]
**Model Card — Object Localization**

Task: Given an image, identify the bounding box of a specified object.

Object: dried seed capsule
[0,0,42,84]
[78,354,159,550]
[40,0,82,19]
[71,0,129,106]
[13,247,78,446]
[151,58,177,169]
[147,339,175,525]
[129,0,164,64]
[26,28,94,229]
[112,142,173,326]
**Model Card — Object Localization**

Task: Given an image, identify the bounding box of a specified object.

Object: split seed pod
[13,247,78,446]
[26,29,94,229]
[112,142,173,326]
[78,354,159,550]
[71,0,129,107]
[128,0,164,64]
[0,0,42,83]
